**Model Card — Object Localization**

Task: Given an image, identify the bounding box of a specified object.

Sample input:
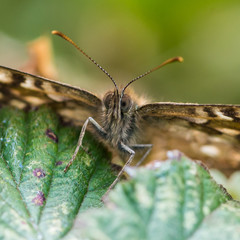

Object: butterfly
[0,31,240,196]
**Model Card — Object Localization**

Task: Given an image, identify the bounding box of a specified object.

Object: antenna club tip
[51,30,58,35]
[177,56,184,63]
[51,30,62,36]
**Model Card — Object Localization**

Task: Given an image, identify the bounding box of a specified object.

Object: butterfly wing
[0,65,102,124]
[137,102,240,175]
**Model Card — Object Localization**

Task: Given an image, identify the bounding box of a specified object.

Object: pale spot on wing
[215,110,233,121]
[57,108,91,126]
[47,94,70,102]
[24,96,48,105]
[42,81,55,92]
[9,88,22,96]
[184,117,208,124]
[0,70,13,83]
[20,75,39,90]
[195,108,209,118]
[6,88,51,106]
[216,128,240,137]
[9,99,27,109]
[200,145,220,158]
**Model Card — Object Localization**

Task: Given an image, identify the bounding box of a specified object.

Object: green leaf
[0,106,116,240]
[2,106,240,240]
[76,155,240,240]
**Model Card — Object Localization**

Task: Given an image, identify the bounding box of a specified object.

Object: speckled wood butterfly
[0,31,240,195]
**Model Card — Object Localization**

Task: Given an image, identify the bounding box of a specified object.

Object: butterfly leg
[130,144,153,166]
[103,143,135,200]
[64,117,107,172]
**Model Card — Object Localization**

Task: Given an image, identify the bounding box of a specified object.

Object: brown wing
[137,102,240,175]
[0,65,102,123]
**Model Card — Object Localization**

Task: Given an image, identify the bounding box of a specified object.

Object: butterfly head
[103,89,135,120]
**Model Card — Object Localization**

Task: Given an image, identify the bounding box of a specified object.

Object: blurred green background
[0,0,240,104]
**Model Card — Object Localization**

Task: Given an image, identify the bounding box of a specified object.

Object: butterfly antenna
[121,56,183,98]
[52,30,119,93]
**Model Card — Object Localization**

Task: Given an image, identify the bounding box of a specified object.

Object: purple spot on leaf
[32,192,46,206]
[55,161,63,166]
[33,168,46,178]
[45,128,58,143]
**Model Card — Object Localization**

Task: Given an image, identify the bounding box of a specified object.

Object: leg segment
[64,117,106,172]
[103,143,135,200]
[103,143,153,201]
[130,144,153,166]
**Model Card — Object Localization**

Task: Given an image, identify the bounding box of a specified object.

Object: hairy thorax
[100,107,139,148]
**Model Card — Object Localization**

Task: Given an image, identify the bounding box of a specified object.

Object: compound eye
[121,94,132,113]
[103,92,113,109]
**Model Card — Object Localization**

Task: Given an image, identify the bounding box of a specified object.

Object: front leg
[103,143,135,199]
[64,117,107,172]
[103,143,153,200]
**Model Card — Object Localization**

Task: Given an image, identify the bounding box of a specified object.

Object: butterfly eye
[121,94,132,113]
[103,92,113,109]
